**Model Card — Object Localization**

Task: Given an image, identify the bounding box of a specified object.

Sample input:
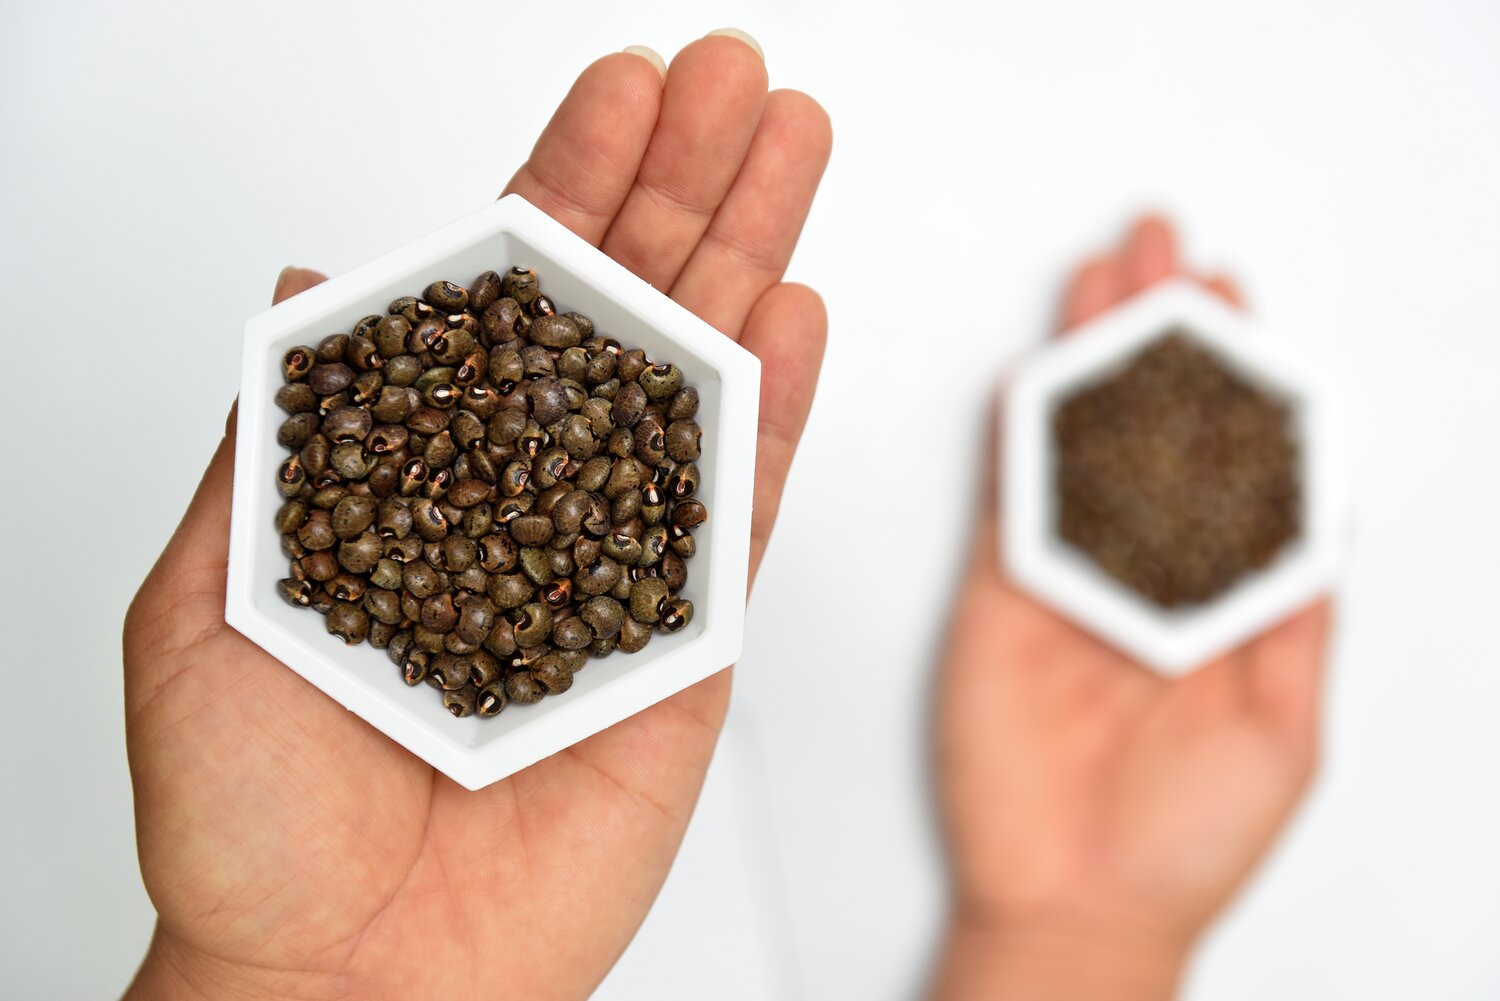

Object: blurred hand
[931,218,1331,1000]
[123,34,830,1001]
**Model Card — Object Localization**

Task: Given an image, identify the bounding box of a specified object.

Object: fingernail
[705,27,764,61]
[622,45,667,80]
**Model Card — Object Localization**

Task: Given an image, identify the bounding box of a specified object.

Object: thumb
[126,268,327,667]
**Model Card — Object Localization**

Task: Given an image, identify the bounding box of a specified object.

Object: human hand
[123,33,830,1001]
[931,218,1331,1000]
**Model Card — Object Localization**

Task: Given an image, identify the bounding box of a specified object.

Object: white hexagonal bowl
[1002,279,1346,673]
[226,195,760,790]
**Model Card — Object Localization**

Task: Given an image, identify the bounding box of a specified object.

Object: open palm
[935,219,1331,997]
[124,35,830,1001]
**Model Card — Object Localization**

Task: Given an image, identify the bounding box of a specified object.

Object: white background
[3,1,1498,998]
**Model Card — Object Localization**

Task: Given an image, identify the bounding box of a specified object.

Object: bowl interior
[244,228,727,751]
[1035,324,1315,624]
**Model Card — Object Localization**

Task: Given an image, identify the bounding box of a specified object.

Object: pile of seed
[1053,333,1299,608]
[272,267,705,718]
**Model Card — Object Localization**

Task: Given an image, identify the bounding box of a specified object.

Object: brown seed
[423,467,453,503]
[421,592,459,633]
[672,499,708,529]
[550,615,592,650]
[275,499,309,535]
[667,387,700,421]
[668,524,696,559]
[487,572,534,610]
[403,559,444,599]
[531,447,572,490]
[455,596,497,647]
[529,314,582,349]
[300,550,339,582]
[477,683,508,717]
[664,420,702,463]
[505,671,545,705]
[400,649,431,685]
[439,534,477,572]
[575,456,612,493]
[580,596,625,638]
[529,377,570,426]
[574,556,622,597]
[533,654,574,695]
[509,513,555,547]
[444,631,480,655]
[308,362,355,395]
[612,380,646,427]
[500,459,531,496]
[603,456,642,499]
[410,497,449,542]
[364,588,403,625]
[405,406,450,435]
[276,382,318,415]
[327,603,370,645]
[316,333,349,363]
[443,684,479,718]
[424,430,457,467]
[282,346,315,382]
[482,298,528,342]
[345,335,383,371]
[659,550,688,592]
[422,653,462,691]
[423,280,469,312]
[448,410,486,451]
[297,509,336,551]
[550,490,594,534]
[331,495,377,539]
[277,577,314,607]
[659,597,694,633]
[331,441,377,480]
[617,349,648,383]
[277,412,319,449]
[535,575,569,606]
[471,270,502,312]
[482,618,518,659]
[337,532,383,574]
[446,477,492,508]
[476,533,518,573]
[629,577,670,623]
[634,416,667,466]
[618,615,653,654]
[638,525,669,567]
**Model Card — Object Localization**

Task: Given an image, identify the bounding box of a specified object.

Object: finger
[1058,255,1123,333]
[1200,272,1245,308]
[1122,214,1178,294]
[739,282,827,586]
[1248,598,1332,750]
[502,50,666,245]
[669,89,833,340]
[130,269,328,642]
[273,266,329,304]
[600,34,769,290]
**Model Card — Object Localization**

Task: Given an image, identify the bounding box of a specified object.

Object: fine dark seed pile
[273,267,706,719]
[1053,333,1299,608]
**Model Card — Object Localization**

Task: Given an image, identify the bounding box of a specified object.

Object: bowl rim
[1001,278,1346,672]
[225,194,760,789]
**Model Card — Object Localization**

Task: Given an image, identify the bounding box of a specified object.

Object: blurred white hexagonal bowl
[1002,279,1346,673]
[226,195,760,789]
